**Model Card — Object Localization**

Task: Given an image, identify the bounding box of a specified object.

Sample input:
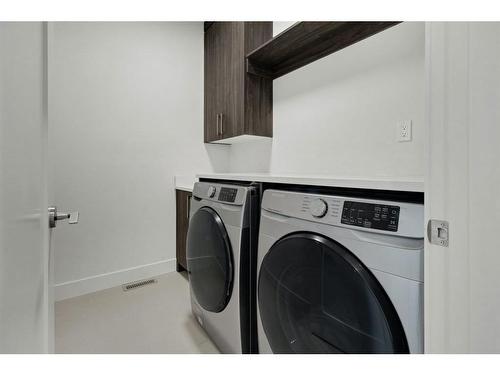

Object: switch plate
[398,120,412,142]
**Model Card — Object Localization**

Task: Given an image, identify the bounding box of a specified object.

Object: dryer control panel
[261,189,424,239]
[341,201,400,232]
[218,187,238,203]
[192,182,248,206]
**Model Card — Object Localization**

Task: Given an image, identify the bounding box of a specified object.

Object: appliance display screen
[218,187,238,203]
[341,201,400,232]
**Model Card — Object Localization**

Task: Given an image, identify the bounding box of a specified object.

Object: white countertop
[174,175,197,192]
[196,173,424,193]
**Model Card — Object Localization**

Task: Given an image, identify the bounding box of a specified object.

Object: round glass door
[187,206,233,313]
[258,232,409,354]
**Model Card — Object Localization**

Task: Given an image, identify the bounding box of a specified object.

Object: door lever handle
[49,206,79,228]
[67,211,79,224]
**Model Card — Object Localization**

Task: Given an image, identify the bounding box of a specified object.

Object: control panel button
[310,198,328,218]
[207,186,217,198]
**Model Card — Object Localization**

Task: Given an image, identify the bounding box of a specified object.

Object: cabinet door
[216,22,244,140]
[204,24,220,143]
[176,190,191,271]
[204,22,270,143]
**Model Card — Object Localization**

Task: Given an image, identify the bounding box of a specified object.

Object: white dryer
[187,181,259,354]
[256,189,424,354]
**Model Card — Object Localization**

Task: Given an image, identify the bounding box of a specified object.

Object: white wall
[425,22,500,354]
[228,22,425,177]
[49,22,229,299]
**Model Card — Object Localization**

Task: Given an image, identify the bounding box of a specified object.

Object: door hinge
[427,219,449,247]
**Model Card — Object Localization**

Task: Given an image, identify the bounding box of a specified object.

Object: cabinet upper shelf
[246,21,401,79]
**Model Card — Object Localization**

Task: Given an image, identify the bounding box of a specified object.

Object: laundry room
[45,21,425,354]
[2,1,500,372]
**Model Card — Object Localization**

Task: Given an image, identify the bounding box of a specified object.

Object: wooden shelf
[246,21,401,79]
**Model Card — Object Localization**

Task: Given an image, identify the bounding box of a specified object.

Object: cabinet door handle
[220,113,224,135]
[216,113,220,135]
[186,195,190,220]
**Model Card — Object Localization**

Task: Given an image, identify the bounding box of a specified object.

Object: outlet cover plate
[398,120,412,142]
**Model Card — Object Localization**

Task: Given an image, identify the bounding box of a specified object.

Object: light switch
[398,120,412,142]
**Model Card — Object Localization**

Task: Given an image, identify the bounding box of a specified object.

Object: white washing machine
[187,181,259,354]
[256,189,424,354]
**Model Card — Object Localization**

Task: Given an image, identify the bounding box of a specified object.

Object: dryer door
[187,206,233,313]
[258,232,409,354]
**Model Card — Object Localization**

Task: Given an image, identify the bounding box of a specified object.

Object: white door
[425,22,500,353]
[0,22,52,353]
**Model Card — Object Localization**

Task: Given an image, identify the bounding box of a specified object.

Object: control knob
[310,198,328,218]
[207,186,217,198]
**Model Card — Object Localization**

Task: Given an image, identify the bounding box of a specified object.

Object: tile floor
[55,271,220,354]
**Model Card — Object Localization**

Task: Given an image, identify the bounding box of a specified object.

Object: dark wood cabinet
[176,189,192,272]
[204,22,273,143]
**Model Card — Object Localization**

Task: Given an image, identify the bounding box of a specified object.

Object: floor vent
[122,278,157,291]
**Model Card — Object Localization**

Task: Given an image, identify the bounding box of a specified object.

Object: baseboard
[55,258,177,301]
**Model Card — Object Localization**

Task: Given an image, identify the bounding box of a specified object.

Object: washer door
[258,232,409,354]
[187,206,233,313]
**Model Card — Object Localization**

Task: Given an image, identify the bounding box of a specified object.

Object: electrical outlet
[398,120,412,142]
